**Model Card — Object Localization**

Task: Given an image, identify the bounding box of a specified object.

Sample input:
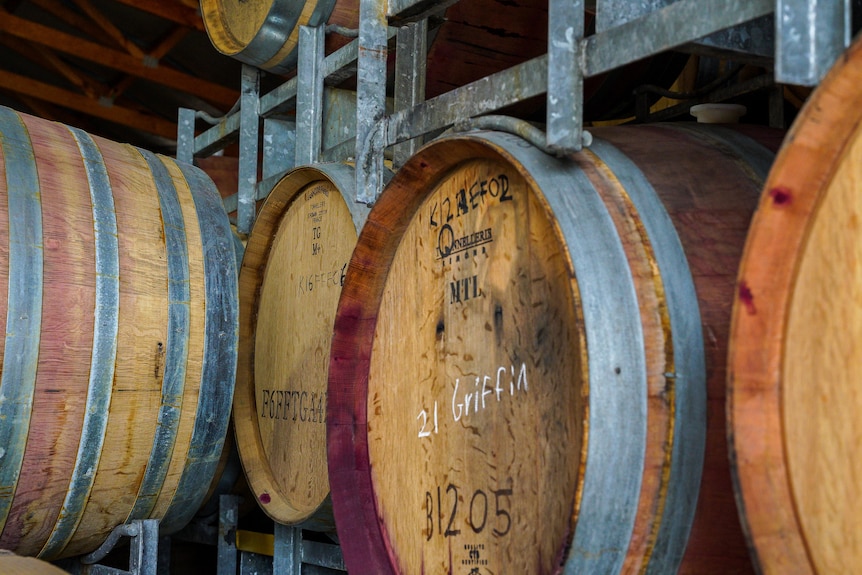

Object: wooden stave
[234,162,369,529]
[201,0,341,73]
[327,125,776,574]
[594,124,780,575]
[0,107,238,560]
[727,36,862,575]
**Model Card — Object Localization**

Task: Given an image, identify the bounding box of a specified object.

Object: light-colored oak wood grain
[0,552,68,574]
[366,158,584,574]
[784,124,862,573]
[728,36,862,575]
[63,139,168,558]
[235,166,359,526]
[0,108,234,559]
[148,157,207,521]
[329,125,776,575]
[3,115,94,557]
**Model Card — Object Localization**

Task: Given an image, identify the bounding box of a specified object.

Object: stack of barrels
[1,1,858,574]
[217,2,862,574]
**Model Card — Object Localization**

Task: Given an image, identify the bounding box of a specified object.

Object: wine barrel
[0,550,67,575]
[0,107,239,560]
[200,0,352,74]
[234,163,370,528]
[727,36,862,575]
[199,0,686,119]
[328,124,781,574]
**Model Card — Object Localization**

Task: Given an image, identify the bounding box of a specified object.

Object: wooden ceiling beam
[0,68,178,139]
[148,25,190,62]
[28,0,120,49]
[107,74,136,100]
[29,42,105,100]
[107,0,206,33]
[109,27,191,100]
[0,9,239,109]
[0,34,85,94]
[70,0,146,59]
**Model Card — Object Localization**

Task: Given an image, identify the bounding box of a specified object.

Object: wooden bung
[0,107,238,560]
[328,124,782,574]
[727,35,862,575]
[234,163,369,528]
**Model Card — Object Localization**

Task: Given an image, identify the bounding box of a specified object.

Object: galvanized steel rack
[173,0,852,572]
[178,0,851,236]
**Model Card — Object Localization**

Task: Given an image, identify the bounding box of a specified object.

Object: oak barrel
[0,107,239,560]
[727,35,862,575]
[0,550,68,574]
[327,124,781,574]
[234,163,369,528]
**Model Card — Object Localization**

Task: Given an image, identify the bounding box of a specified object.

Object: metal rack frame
[173,0,852,572]
[178,0,850,235]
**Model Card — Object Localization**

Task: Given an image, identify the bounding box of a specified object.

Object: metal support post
[596,0,669,31]
[217,494,241,575]
[583,0,774,77]
[296,25,326,166]
[546,0,586,152]
[775,0,851,85]
[387,56,548,147]
[261,118,296,193]
[238,64,261,236]
[239,552,273,574]
[355,0,389,205]
[70,520,159,575]
[696,15,774,60]
[176,108,196,165]
[393,20,427,167]
[127,520,159,575]
[597,0,774,60]
[273,523,302,575]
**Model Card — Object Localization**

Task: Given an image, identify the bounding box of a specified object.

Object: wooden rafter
[107,0,206,33]
[0,68,178,139]
[0,36,103,99]
[149,26,191,62]
[0,9,239,108]
[107,26,191,101]
[70,0,146,59]
[107,75,137,100]
[28,0,121,50]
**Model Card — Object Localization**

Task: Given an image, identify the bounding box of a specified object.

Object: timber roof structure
[0,0,245,153]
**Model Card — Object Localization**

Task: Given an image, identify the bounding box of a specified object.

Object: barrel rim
[158,157,240,534]
[200,0,340,73]
[727,35,862,575]
[0,107,43,538]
